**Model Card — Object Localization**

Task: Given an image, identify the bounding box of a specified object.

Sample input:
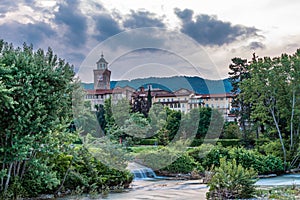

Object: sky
[1,0,300,82]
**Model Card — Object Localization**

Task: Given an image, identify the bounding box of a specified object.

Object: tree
[104,97,115,130]
[147,103,167,139]
[122,112,151,142]
[95,104,106,134]
[164,108,181,141]
[0,41,75,195]
[222,122,242,139]
[72,80,101,137]
[228,57,252,139]
[240,50,300,168]
[111,98,131,128]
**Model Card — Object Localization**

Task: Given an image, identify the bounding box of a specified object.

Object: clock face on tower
[98,74,103,81]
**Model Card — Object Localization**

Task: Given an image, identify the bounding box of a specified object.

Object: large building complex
[84,54,235,121]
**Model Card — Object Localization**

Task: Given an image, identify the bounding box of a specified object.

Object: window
[215,98,218,101]
[182,104,185,108]
[163,99,165,102]
[178,103,181,108]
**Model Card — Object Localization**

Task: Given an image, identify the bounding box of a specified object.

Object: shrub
[187,143,214,163]
[199,145,284,175]
[162,153,203,174]
[222,122,242,139]
[258,140,284,159]
[201,145,230,169]
[228,147,284,174]
[50,147,133,194]
[136,140,203,173]
[207,158,257,199]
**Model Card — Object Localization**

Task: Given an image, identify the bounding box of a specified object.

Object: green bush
[222,122,242,139]
[258,140,284,159]
[199,145,284,175]
[187,144,214,163]
[201,145,230,169]
[136,141,203,173]
[49,147,133,194]
[22,160,60,196]
[207,158,257,199]
[162,153,203,174]
[228,147,284,174]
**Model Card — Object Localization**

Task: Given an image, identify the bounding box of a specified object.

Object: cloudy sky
[1,0,300,81]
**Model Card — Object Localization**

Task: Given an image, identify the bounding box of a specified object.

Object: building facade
[85,54,235,121]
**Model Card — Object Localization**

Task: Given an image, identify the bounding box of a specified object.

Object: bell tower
[93,53,111,89]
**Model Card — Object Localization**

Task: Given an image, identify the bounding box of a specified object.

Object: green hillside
[82,76,232,94]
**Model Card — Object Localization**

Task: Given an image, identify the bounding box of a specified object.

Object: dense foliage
[229,50,300,169]
[207,158,257,199]
[188,145,284,175]
[0,40,132,199]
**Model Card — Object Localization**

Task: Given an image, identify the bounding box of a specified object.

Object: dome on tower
[96,53,108,69]
[97,53,108,64]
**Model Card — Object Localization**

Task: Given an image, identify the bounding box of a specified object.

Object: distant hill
[82,76,232,94]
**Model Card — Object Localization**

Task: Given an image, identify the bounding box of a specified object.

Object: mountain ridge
[82,76,232,94]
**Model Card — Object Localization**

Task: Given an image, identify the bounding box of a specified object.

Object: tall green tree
[104,96,115,130]
[240,50,300,168]
[0,41,75,195]
[228,57,251,139]
[147,103,167,138]
[164,108,181,141]
[95,104,106,134]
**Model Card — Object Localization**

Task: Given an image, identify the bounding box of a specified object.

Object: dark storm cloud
[0,21,56,45]
[54,0,88,47]
[174,8,260,46]
[248,41,265,50]
[123,10,166,28]
[93,13,123,41]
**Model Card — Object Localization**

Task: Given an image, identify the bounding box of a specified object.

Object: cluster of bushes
[133,141,203,174]
[132,141,284,177]
[161,153,203,174]
[52,147,133,194]
[188,144,284,175]
[3,145,133,199]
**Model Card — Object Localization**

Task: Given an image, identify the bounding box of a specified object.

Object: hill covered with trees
[83,76,232,94]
